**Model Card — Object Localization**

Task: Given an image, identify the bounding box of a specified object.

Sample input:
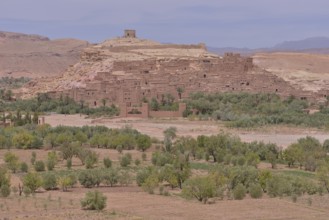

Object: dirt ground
[2,184,329,220]
[44,114,329,149]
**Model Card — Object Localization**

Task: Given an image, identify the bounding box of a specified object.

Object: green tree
[84,151,99,169]
[163,127,177,152]
[102,169,119,187]
[42,173,58,190]
[103,157,112,168]
[120,153,132,167]
[246,152,260,168]
[78,170,99,188]
[4,152,20,173]
[44,133,57,148]
[12,132,35,149]
[0,167,11,197]
[31,151,37,165]
[182,176,217,203]
[81,190,107,210]
[34,160,45,172]
[0,184,11,197]
[266,151,277,169]
[258,170,272,192]
[317,162,329,192]
[136,134,152,152]
[23,172,43,193]
[57,176,72,192]
[249,183,263,199]
[46,151,58,171]
[233,183,246,200]
[142,173,159,194]
[20,162,29,173]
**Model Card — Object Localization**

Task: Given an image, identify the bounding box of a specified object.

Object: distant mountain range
[208,37,329,55]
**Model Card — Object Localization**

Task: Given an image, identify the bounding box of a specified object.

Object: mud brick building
[23,30,327,117]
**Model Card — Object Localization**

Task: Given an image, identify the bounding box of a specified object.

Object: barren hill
[253,52,329,92]
[0,31,89,78]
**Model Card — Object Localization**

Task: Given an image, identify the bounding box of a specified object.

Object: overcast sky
[1,0,328,48]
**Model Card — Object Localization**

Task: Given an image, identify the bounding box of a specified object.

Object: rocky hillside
[18,36,217,99]
[253,52,329,92]
[0,31,89,78]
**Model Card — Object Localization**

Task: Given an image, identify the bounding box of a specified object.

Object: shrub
[42,173,57,190]
[151,151,173,166]
[0,184,11,197]
[57,176,71,192]
[0,168,10,190]
[142,174,159,194]
[120,153,132,167]
[102,169,118,187]
[4,152,20,173]
[46,151,57,171]
[46,159,56,171]
[266,175,292,197]
[136,134,152,152]
[67,174,77,188]
[302,180,319,195]
[142,153,147,161]
[233,184,246,200]
[135,159,141,166]
[85,151,99,169]
[20,162,29,173]
[237,156,246,166]
[118,170,132,186]
[249,183,263,199]
[136,167,153,186]
[103,157,112,168]
[34,160,45,172]
[23,187,32,197]
[116,145,123,153]
[31,152,36,165]
[79,170,99,188]
[23,172,42,193]
[81,190,107,210]
[182,176,217,203]
[66,159,72,169]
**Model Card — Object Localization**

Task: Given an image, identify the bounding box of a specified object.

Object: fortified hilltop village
[18,30,329,117]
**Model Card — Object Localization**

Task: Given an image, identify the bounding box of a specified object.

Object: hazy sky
[1,0,328,48]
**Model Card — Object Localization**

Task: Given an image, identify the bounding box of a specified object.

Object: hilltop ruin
[19,30,328,113]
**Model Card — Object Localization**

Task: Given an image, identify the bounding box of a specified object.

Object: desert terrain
[0,31,89,79]
[254,52,329,92]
